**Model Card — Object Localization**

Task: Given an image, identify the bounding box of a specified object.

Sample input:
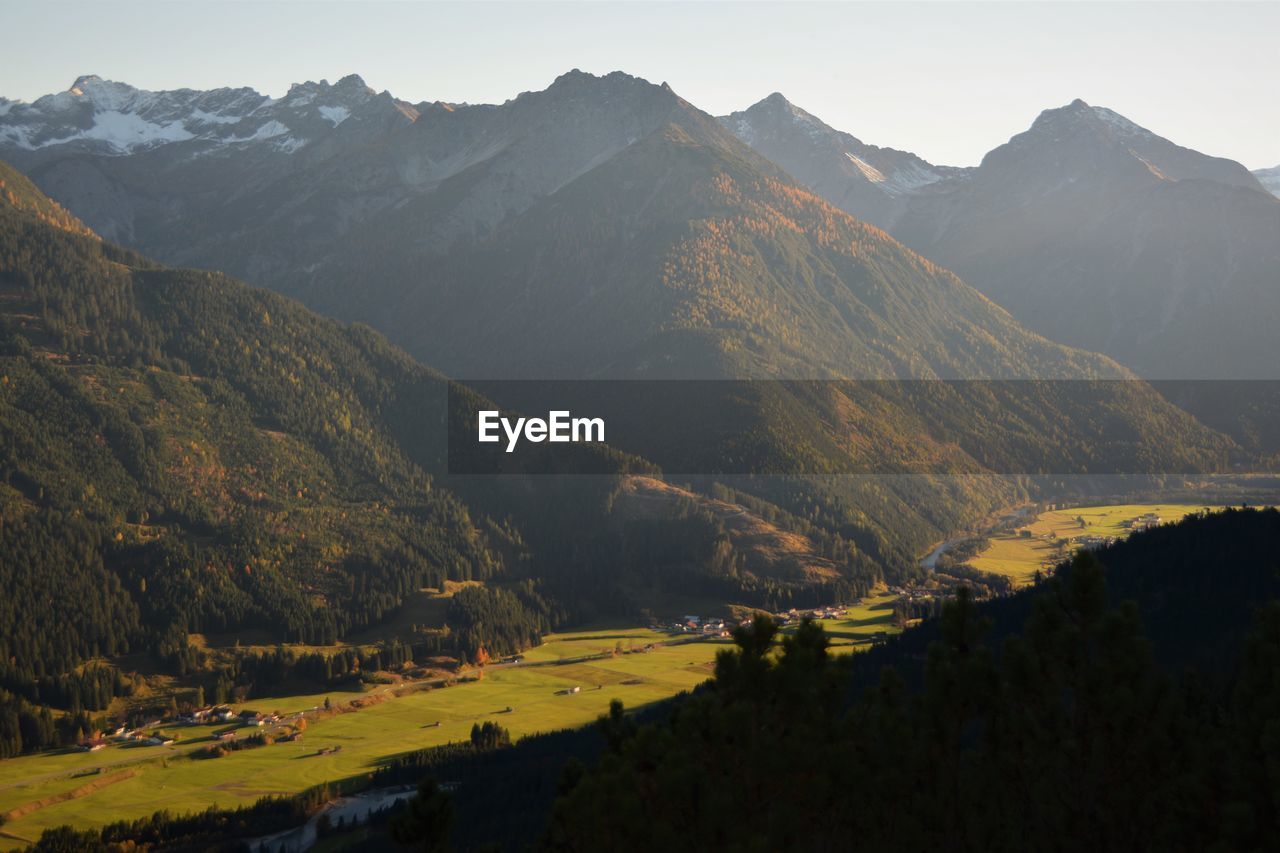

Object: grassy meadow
[0,606,906,847]
[969,504,1216,585]
[799,591,901,652]
[0,633,729,847]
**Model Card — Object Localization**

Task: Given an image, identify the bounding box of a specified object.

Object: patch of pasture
[0,634,729,847]
[970,503,1216,585]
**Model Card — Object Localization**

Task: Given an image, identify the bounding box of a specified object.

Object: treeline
[0,691,98,759]
[448,582,556,663]
[0,663,135,713]
[42,798,312,853]
[204,638,444,704]
[0,191,540,712]
[540,546,1280,850]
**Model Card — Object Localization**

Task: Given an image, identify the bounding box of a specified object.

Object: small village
[654,603,861,637]
[1040,510,1163,552]
[73,705,295,752]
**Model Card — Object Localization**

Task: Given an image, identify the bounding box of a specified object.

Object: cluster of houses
[1075,514,1161,551]
[1123,512,1163,532]
[658,615,732,636]
[775,605,847,624]
[887,584,942,605]
[659,605,858,637]
[177,705,282,728]
[78,727,176,750]
[77,705,290,752]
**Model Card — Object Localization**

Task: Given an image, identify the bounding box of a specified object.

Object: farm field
[969,504,1217,586]
[799,591,901,652]
[0,635,729,848]
[520,626,673,663]
[0,603,904,847]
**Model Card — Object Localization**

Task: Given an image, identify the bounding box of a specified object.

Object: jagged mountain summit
[983,98,1262,190]
[717,93,965,226]
[0,70,695,270]
[1256,165,1280,197]
[723,96,1280,379]
[0,73,412,156]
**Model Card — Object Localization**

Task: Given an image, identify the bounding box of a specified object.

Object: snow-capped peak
[0,74,400,157]
[69,74,103,95]
[1023,99,1156,147]
[1089,105,1154,141]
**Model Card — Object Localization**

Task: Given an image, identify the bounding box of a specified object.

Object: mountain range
[0,160,1046,708]
[0,74,1178,379]
[0,72,1259,575]
[719,93,1280,380]
[0,90,1248,702]
[4,74,1275,383]
[1,54,1278,851]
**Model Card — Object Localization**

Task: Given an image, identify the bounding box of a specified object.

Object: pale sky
[2,1,1277,168]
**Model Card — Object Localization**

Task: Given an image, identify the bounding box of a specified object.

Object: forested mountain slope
[2,161,928,756]
[543,507,1280,852]
[0,77,1253,673]
[0,159,516,677]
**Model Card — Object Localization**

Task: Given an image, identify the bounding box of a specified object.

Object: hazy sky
[3,1,1277,168]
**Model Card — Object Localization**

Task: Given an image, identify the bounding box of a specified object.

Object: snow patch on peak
[1091,106,1153,139]
[318,105,350,127]
[1029,100,1153,144]
[884,161,947,194]
[238,120,290,142]
[7,110,195,153]
[188,108,241,126]
[736,93,832,142]
[767,97,827,136]
[726,116,756,146]
[86,111,194,151]
[272,135,307,154]
[845,153,945,196]
[846,153,887,184]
